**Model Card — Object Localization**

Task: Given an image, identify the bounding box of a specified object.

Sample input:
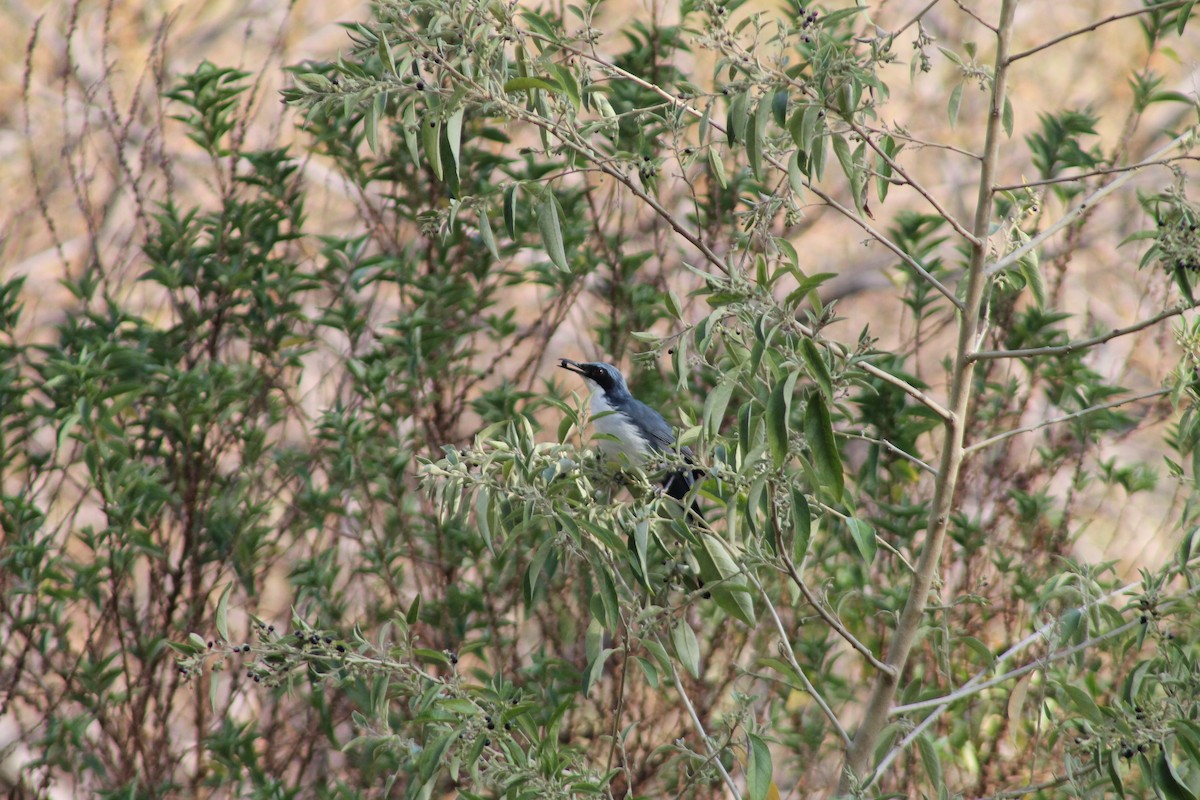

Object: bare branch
[1006,0,1190,64]
[666,659,743,800]
[969,302,1194,362]
[748,574,852,747]
[894,0,942,38]
[804,183,964,309]
[858,361,954,421]
[953,0,998,32]
[775,519,895,676]
[840,1,1019,787]
[985,128,1199,279]
[840,115,982,246]
[965,387,1171,455]
[839,431,938,475]
[993,155,1199,192]
[862,580,1171,790]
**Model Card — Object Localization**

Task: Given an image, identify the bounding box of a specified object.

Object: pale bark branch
[749,573,852,747]
[964,387,1170,455]
[666,659,743,800]
[969,302,1194,362]
[1006,0,1190,64]
[839,0,1019,789]
[985,128,1199,279]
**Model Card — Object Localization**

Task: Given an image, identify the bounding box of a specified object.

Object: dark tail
[663,468,704,520]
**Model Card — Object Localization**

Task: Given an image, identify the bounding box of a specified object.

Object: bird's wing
[627,398,677,451]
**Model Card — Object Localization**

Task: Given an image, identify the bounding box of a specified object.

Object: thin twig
[867,126,981,160]
[859,361,954,420]
[953,0,998,32]
[894,0,941,38]
[774,518,895,676]
[840,115,981,246]
[840,1,1018,788]
[525,31,964,310]
[839,431,937,475]
[964,387,1170,455]
[666,659,743,800]
[891,618,1140,716]
[993,155,1198,192]
[969,302,1194,362]
[1006,0,1189,63]
[748,574,852,747]
[805,183,964,309]
[985,128,1199,279]
[862,580,1155,790]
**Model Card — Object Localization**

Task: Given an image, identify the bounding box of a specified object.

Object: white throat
[587,384,649,463]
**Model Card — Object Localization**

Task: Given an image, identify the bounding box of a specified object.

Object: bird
[558,358,702,518]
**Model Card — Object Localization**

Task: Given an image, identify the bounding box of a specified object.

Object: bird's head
[558,359,629,398]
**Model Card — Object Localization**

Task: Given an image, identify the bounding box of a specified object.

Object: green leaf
[748,95,771,180]
[474,489,494,553]
[446,107,464,177]
[406,594,421,625]
[402,102,419,161]
[1107,749,1126,798]
[703,377,736,437]
[708,147,728,189]
[635,656,659,688]
[504,185,519,238]
[804,391,843,502]
[538,192,570,271]
[1154,749,1197,800]
[665,289,683,321]
[772,89,788,127]
[1060,681,1101,724]
[504,76,562,94]
[697,533,755,625]
[1002,96,1015,137]
[671,619,701,678]
[948,83,963,128]
[1015,232,1046,308]
[377,32,395,75]
[847,517,876,564]
[364,93,381,153]
[214,582,232,642]
[799,339,832,401]
[421,115,443,181]
[747,734,772,800]
[478,208,499,259]
[916,732,943,787]
[1178,1,1196,35]
[790,487,811,562]
[787,149,806,196]
[767,374,792,469]
[727,91,750,147]
[631,519,650,587]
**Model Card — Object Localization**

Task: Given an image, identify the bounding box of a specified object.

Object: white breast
[590,391,649,463]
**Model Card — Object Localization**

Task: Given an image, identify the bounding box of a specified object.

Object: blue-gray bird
[559,358,702,517]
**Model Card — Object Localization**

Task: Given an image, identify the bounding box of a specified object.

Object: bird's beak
[558,358,586,376]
